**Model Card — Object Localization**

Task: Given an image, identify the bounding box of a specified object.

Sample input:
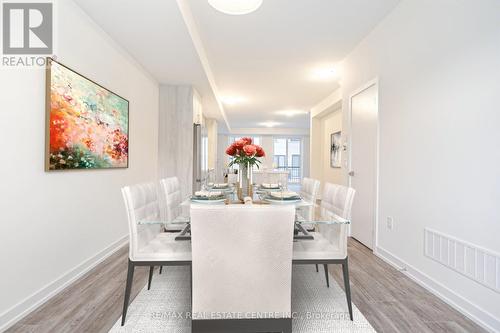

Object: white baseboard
[0,235,128,332]
[374,246,500,333]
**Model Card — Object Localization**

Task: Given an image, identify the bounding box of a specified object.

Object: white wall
[0,0,159,329]
[158,85,194,199]
[320,110,343,186]
[310,93,344,191]
[216,133,229,181]
[339,0,500,330]
[259,135,275,169]
[206,118,218,170]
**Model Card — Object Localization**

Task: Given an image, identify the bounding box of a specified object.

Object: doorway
[349,82,378,250]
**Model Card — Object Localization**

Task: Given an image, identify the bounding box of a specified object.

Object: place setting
[190,190,227,203]
[262,190,303,204]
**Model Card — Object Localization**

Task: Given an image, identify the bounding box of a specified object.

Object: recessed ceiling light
[221,96,246,105]
[311,65,341,81]
[258,121,281,128]
[208,0,263,15]
[275,109,308,117]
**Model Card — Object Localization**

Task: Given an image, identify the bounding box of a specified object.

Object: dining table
[136,183,350,241]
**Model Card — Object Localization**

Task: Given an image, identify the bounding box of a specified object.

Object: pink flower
[241,137,253,145]
[233,139,246,150]
[243,144,257,156]
[255,145,265,157]
[225,144,237,156]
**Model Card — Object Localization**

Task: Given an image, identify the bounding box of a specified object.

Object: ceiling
[74,0,400,131]
[187,0,399,129]
[73,0,222,122]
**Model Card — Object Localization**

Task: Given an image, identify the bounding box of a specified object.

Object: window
[273,137,302,183]
[201,136,208,172]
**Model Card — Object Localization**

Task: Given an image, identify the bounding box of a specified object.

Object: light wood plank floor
[329,240,486,333]
[6,238,486,333]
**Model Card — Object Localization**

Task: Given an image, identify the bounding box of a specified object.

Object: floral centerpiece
[225,137,265,200]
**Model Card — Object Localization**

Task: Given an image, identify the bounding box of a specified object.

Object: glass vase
[237,162,253,201]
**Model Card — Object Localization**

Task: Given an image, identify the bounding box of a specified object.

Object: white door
[349,83,378,249]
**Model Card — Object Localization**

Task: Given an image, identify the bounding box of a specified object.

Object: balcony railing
[276,166,301,183]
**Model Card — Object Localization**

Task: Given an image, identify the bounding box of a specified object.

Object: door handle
[348,171,355,177]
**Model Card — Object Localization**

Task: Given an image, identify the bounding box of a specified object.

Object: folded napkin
[212,183,229,188]
[261,183,280,189]
[269,191,300,199]
[194,190,223,198]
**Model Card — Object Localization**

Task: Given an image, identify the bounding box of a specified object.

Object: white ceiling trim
[228,127,309,136]
[310,88,342,118]
[176,0,231,131]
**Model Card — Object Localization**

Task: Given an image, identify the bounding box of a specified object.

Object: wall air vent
[424,228,500,293]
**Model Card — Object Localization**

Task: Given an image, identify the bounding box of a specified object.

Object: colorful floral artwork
[46,59,129,170]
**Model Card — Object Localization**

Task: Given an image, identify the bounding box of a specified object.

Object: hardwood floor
[6,239,486,333]
[5,247,150,333]
[329,239,486,333]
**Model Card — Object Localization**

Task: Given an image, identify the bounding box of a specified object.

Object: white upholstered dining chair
[293,182,356,320]
[227,173,238,184]
[121,182,191,326]
[160,177,182,221]
[298,177,321,232]
[159,177,189,273]
[190,205,295,333]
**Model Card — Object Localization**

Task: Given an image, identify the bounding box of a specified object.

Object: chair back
[160,177,182,222]
[190,205,295,319]
[121,182,162,261]
[320,182,355,220]
[318,183,356,258]
[300,177,320,220]
[300,177,320,203]
[227,173,238,184]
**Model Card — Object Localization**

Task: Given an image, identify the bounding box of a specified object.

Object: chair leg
[121,260,135,326]
[342,258,353,321]
[148,266,154,290]
[323,264,330,288]
[159,266,163,274]
[315,264,319,272]
[283,318,293,333]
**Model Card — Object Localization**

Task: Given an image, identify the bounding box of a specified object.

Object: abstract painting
[330,131,341,168]
[45,58,129,170]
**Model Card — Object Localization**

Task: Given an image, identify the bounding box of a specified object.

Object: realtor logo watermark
[2,1,55,66]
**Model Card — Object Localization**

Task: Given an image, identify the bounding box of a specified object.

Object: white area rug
[110,266,375,332]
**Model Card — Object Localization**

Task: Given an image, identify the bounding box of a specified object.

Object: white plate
[211,187,234,192]
[264,197,302,204]
[191,198,226,204]
[261,185,280,189]
[269,191,299,199]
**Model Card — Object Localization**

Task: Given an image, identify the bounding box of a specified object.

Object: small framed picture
[330,131,341,168]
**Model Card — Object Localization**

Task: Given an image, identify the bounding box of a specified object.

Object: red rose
[241,137,253,145]
[255,145,265,157]
[225,144,237,156]
[243,144,257,156]
[233,139,246,150]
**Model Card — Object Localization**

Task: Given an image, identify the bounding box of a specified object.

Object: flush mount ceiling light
[310,65,341,81]
[208,0,263,15]
[275,109,308,117]
[258,121,281,128]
